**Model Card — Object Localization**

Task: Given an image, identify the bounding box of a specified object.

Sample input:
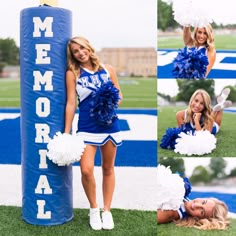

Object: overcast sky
[0,0,156,50]
[162,0,236,25]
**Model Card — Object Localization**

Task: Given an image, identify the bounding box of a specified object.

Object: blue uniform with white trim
[184,109,219,135]
[177,197,190,219]
[75,66,122,146]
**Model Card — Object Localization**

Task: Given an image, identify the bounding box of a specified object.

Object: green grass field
[158,106,236,158]
[0,206,156,236]
[158,34,236,50]
[157,218,236,236]
[0,77,157,108]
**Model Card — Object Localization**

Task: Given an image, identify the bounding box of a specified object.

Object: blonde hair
[193,24,215,52]
[175,198,229,230]
[185,89,214,131]
[66,36,103,77]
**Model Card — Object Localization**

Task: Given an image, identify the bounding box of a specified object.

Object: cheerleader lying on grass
[160,88,232,155]
[156,164,230,230]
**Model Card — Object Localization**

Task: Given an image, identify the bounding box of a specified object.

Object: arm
[64,70,77,134]
[183,26,194,47]
[157,209,179,224]
[193,113,203,131]
[205,49,216,77]
[105,64,123,105]
[176,110,185,127]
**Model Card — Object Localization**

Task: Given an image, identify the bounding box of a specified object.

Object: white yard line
[0,165,157,211]
[1,164,235,219]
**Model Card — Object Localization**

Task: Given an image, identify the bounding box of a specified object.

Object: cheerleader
[64,36,122,230]
[183,24,216,78]
[176,88,232,134]
[156,165,230,230]
[160,88,232,155]
[172,0,216,79]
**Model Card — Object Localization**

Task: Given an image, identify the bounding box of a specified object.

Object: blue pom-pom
[89,81,120,126]
[160,124,196,150]
[172,46,209,79]
[160,126,183,149]
[183,177,192,198]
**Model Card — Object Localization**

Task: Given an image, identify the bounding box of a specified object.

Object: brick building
[97,47,156,77]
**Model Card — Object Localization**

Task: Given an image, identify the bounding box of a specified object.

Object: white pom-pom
[47,132,86,166]
[172,0,213,27]
[157,164,185,210]
[174,130,216,156]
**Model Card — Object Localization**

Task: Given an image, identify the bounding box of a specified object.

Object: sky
[162,0,236,26]
[0,0,156,50]
[158,79,236,97]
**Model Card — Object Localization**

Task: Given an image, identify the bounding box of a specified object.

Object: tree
[209,157,226,179]
[229,167,236,177]
[158,157,185,176]
[190,165,211,184]
[223,85,236,102]
[158,0,178,31]
[0,38,19,65]
[175,79,215,102]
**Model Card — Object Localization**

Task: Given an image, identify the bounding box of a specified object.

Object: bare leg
[80,144,98,208]
[214,110,223,126]
[100,140,117,211]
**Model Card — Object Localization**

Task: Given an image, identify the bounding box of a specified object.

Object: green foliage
[229,167,236,177]
[0,38,19,67]
[158,157,185,176]
[175,79,215,102]
[225,85,236,102]
[190,165,211,183]
[209,157,227,179]
[158,0,178,31]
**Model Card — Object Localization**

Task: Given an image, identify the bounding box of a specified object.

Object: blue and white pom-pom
[160,126,183,150]
[89,81,120,126]
[47,132,86,166]
[172,46,209,79]
[157,164,186,211]
[174,130,216,156]
[172,0,213,27]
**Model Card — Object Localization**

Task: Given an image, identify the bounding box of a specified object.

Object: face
[191,93,205,113]
[185,198,216,219]
[195,28,207,46]
[70,43,90,64]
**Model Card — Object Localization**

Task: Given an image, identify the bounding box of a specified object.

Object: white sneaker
[89,207,102,230]
[213,100,232,112]
[217,88,231,104]
[102,211,114,230]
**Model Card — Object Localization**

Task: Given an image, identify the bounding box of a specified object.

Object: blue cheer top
[75,65,122,146]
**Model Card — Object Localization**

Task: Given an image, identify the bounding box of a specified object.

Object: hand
[193,113,201,123]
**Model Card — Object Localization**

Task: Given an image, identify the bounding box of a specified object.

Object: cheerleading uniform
[177,197,190,219]
[183,109,219,135]
[75,66,122,146]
